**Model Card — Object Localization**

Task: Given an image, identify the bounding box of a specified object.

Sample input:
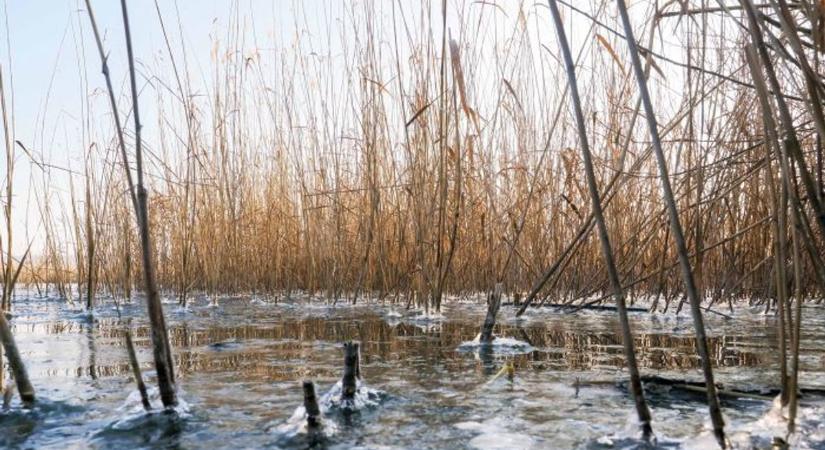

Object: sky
[0,1,728,259]
[3,0,345,257]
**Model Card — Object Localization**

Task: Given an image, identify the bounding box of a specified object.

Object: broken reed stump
[124,326,151,411]
[302,380,322,429]
[341,341,361,403]
[480,283,503,344]
[0,314,34,407]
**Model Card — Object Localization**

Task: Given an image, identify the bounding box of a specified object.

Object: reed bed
[10,1,824,316]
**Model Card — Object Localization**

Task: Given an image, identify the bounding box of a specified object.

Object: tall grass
[13,1,824,317]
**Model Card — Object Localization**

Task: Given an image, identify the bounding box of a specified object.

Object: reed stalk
[616,0,726,445]
[83,0,178,409]
[548,0,652,437]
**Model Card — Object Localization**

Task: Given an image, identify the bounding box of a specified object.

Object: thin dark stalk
[124,325,151,411]
[787,199,802,433]
[616,0,726,446]
[548,0,652,438]
[82,0,137,215]
[746,43,792,404]
[85,163,95,311]
[119,0,178,408]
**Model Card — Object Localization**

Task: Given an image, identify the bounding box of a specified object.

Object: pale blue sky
[4,0,350,256]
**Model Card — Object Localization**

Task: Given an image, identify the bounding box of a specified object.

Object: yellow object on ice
[486,361,515,385]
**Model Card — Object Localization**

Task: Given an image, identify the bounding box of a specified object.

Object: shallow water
[2,292,825,449]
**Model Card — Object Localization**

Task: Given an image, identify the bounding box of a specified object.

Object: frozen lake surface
[2,292,825,449]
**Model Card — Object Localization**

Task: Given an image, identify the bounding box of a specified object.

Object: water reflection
[23,307,774,382]
[4,297,825,449]
[86,322,98,381]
